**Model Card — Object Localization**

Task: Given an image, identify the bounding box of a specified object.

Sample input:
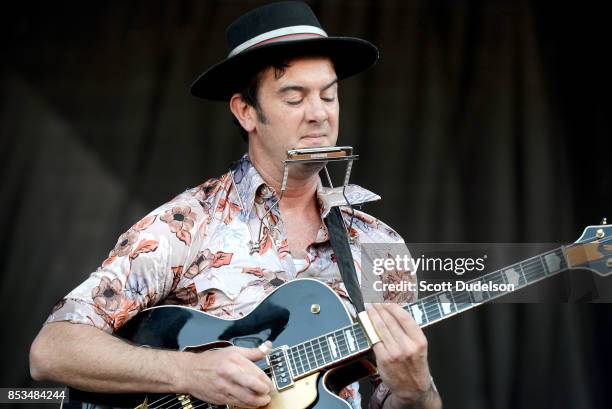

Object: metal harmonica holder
[249,146,359,255]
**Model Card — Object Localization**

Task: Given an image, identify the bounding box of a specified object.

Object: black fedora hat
[190,1,379,101]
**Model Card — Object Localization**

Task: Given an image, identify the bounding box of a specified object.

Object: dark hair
[233,60,290,141]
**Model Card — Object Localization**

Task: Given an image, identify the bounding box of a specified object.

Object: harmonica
[285,146,358,163]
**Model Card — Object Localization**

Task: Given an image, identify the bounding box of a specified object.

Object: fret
[522,257,543,282]
[502,265,522,289]
[516,262,527,286]
[292,347,303,375]
[327,333,339,360]
[298,342,312,372]
[467,291,482,306]
[448,290,459,313]
[353,324,370,349]
[300,344,311,372]
[307,342,317,370]
[438,292,456,315]
[469,279,489,303]
[539,255,549,276]
[530,256,546,279]
[294,346,306,374]
[436,295,448,318]
[404,303,413,321]
[544,250,563,273]
[306,341,319,369]
[409,302,425,326]
[336,330,350,357]
[455,293,472,312]
[420,300,430,324]
[557,249,568,270]
[331,332,340,359]
[488,271,506,297]
[488,270,503,285]
[289,348,300,375]
[341,329,354,353]
[320,335,333,362]
[452,289,472,311]
[519,259,535,282]
[313,339,324,367]
[350,325,366,351]
[464,279,478,303]
[344,328,357,353]
[424,299,441,322]
[314,337,328,364]
[306,342,316,369]
[559,249,568,270]
[519,261,532,283]
[499,269,508,284]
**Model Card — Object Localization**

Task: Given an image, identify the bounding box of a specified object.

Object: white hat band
[228,25,328,57]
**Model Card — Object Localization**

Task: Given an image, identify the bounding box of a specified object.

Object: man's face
[250,56,339,165]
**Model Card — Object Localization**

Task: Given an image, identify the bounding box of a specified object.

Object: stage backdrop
[1,1,610,408]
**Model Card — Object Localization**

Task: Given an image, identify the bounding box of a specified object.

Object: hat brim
[190,36,378,101]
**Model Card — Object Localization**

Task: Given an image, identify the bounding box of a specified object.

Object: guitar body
[67,278,373,408]
[64,223,612,408]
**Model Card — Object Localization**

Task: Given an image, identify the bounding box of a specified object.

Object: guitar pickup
[267,346,295,391]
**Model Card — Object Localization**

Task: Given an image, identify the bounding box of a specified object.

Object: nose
[304,96,329,123]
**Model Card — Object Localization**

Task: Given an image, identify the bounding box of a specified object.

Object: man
[30,2,442,408]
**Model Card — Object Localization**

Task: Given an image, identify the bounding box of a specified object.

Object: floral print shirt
[46,154,416,409]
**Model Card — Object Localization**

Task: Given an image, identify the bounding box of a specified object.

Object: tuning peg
[602,217,607,225]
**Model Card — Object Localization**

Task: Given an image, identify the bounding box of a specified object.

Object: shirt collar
[230,154,381,218]
[230,154,267,216]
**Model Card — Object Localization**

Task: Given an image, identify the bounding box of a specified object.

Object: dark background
[1,1,611,408]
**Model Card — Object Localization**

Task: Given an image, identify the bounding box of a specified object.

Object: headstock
[565,220,612,277]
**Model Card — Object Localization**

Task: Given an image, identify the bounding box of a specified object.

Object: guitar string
[149,400,178,409]
[405,236,612,324]
[145,366,273,409]
[288,332,369,377]
[146,330,369,409]
[288,324,369,370]
[412,251,556,315]
[147,394,179,409]
[410,255,560,323]
[292,327,369,360]
[144,233,612,408]
[419,254,552,318]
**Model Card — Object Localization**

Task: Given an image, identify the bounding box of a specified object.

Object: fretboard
[404,247,569,327]
[279,247,570,379]
[285,322,371,377]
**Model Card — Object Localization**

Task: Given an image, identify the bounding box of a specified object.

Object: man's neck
[249,151,320,214]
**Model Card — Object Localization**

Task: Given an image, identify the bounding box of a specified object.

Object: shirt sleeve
[369,376,392,409]
[45,199,207,333]
[369,376,439,409]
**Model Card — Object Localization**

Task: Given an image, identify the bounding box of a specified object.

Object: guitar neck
[283,246,571,377]
[282,321,371,378]
[404,246,569,327]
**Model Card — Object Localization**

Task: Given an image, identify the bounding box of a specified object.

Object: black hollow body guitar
[66,224,611,409]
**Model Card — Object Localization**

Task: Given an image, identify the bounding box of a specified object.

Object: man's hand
[367,304,439,408]
[178,344,274,408]
[30,322,274,409]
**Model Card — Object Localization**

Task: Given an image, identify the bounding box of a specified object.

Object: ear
[229,93,256,134]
